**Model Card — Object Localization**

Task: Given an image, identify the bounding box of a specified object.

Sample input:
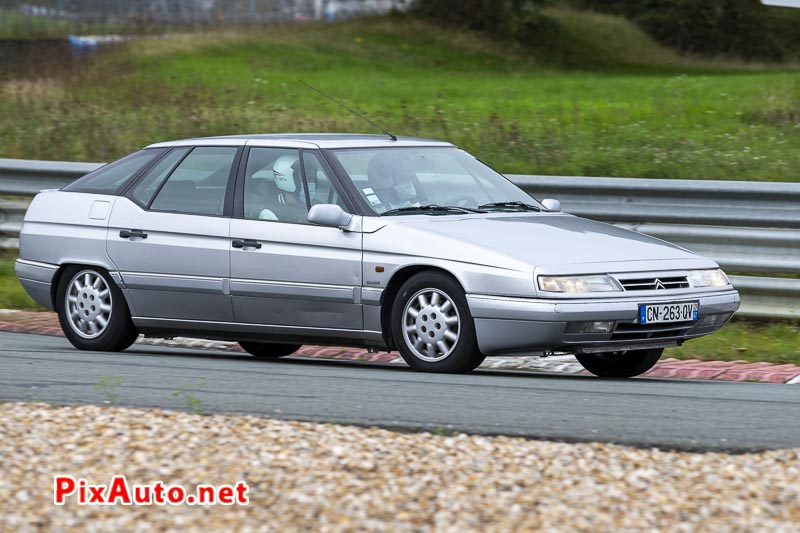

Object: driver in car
[365,152,423,210]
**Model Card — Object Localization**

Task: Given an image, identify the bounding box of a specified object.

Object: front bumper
[467,289,740,356]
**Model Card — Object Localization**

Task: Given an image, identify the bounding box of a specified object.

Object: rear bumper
[15,259,58,310]
[467,289,741,356]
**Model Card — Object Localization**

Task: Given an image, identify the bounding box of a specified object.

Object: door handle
[232,239,261,249]
[120,229,147,240]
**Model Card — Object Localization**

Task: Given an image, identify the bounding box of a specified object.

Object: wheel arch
[50,262,122,311]
[379,265,466,350]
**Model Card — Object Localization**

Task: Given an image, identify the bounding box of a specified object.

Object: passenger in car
[258,155,308,223]
[246,176,277,220]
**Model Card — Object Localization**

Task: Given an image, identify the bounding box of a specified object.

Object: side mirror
[541,198,561,213]
[307,203,353,228]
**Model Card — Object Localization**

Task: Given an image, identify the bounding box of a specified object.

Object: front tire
[239,342,301,359]
[391,271,485,373]
[575,348,664,378]
[56,266,138,352]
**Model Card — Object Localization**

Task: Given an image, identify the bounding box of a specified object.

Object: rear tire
[56,265,138,352]
[391,271,485,373]
[239,342,301,359]
[575,348,663,378]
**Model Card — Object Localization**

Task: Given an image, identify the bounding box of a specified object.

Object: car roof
[145,133,455,150]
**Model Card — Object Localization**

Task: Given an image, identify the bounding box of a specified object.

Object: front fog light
[697,313,733,327]
[565,321,615,334]
[688,269,730,288]
[538,275,621,293]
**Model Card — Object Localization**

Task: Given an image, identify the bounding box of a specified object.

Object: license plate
[639,302,699,324]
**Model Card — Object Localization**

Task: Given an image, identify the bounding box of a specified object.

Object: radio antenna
[300,80,397,141]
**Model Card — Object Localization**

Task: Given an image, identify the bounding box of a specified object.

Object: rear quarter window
[62,149,166,195]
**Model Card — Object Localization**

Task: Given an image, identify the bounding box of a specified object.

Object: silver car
[15,134,740,377]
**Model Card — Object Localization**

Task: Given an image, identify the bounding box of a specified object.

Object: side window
[149,147,237,216]
[303,151,347,210]
[63,149,165,195]
[243,148,308,224]
[129,147,191,206]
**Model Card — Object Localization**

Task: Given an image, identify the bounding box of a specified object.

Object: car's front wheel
[391,271,485,373]
[239,342,301,359]
[56,266,138,352]
[575,348,664,378]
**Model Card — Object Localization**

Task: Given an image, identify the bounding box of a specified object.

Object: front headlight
[687,269,730,288]
[538,275,622,293]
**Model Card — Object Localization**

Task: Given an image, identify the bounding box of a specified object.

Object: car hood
[363,213,714,273]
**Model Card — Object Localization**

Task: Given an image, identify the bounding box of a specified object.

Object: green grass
[0,252,43,310]
[2,10,800,180]
[667,320,800,366]
[0,8,79,39]
[1,10,799,363]
[0,8,132,39]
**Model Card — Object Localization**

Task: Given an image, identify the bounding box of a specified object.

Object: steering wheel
[444,194,479,208]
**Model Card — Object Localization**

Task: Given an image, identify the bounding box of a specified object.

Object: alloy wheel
[402,288,461,362]
[65,270,113,339]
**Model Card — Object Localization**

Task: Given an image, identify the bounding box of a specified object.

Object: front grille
[610,321,695,341]
[617,276,690,291]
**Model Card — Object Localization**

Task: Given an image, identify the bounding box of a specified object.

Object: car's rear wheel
[239,342,301,359]
[391,271,485,373]
[56,266,138,352]
[575,348,664,378]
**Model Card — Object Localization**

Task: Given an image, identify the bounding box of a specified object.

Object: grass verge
[0,251,42,310]
[2,11,800,181]
[666,320,800,366]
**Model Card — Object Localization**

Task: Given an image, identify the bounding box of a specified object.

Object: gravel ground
[2,403,799,532]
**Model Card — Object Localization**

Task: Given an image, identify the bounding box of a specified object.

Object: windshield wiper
[381,204,482,216]
[478,201,542,212]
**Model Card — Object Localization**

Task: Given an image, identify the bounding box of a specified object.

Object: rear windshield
[62,149,166,195]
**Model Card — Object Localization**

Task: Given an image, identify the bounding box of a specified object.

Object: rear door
[107,144,241,322]
[229,146,363,331]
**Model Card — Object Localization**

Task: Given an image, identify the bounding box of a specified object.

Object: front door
[229,147,362,331]
[107,145,239,322]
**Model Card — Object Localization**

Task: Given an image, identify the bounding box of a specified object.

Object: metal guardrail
[0,158,101,195]
[508,175,800,229]
[0,159,797,319]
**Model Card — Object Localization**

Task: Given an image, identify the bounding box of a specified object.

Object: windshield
[329,147,542,215]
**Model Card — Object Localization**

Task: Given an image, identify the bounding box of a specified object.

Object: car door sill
[132,316,383,342]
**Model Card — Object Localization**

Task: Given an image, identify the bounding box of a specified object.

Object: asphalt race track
[1,332,798,452]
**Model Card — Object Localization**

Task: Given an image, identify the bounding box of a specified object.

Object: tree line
[411,0,800,61]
